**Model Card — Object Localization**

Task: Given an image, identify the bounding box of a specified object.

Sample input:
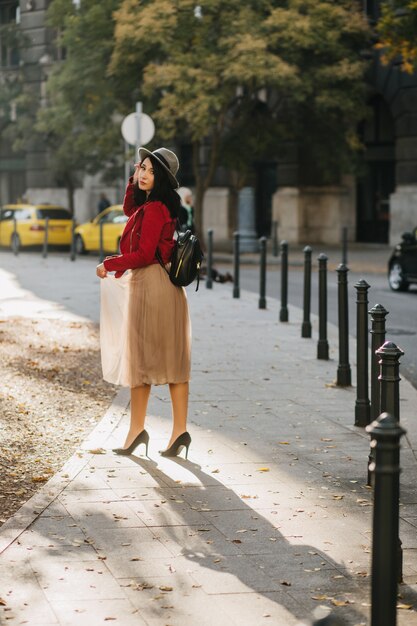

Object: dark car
[388,227,417,291]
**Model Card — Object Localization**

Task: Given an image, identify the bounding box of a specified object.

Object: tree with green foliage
[34,0,123,213]
[376,1,417,74]
[110,0,370,233]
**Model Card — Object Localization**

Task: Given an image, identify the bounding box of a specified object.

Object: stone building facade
[0,0,416,243]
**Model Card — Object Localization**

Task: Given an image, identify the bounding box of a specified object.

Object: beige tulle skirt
[100,264,191,387]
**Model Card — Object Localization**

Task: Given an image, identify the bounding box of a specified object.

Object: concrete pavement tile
[5,543,99,563]
[67,466,172,491]
[127,498,206,528]
[14,516,86,548]
[62,500,147,530]
[248,548,340,579]
[41,500,72,517]
[151,524,242,557]
[178,485,256,512]
[187,553,281,594]
[58,489,117,504]
[104,554,192,580]
[0,564,58,624]
[88,526,173,559]
[33,559,127,602]
[111,486,182,501]
[214,590,306,626]
[194,462,284,486]
[122,583,229,626]
[51,599,146,626]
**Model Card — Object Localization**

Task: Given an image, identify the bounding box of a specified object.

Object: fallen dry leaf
[397,603,413,610]
[88,448,106,455]
[159,586,173,592]
[332,599,351,607]
[257,467,270,472]
[278,441,290,445]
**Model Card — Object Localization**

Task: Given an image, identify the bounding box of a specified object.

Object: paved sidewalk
[213,241,391,274]
[1,276,417,625]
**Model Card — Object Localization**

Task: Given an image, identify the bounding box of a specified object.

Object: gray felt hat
[138,147,179,189]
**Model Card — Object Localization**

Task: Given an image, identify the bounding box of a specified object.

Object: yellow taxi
[74,205,127,255]
[0,204,73,250]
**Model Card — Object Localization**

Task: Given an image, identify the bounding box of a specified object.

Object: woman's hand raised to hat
[133,163,140,185]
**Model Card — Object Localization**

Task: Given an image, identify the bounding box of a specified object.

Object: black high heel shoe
[113,429,149,456]
[160,432,191,459]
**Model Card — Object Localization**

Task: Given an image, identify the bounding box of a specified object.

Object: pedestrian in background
[96,148,192,459]
[97,192,111,215]
[177,186,195,232]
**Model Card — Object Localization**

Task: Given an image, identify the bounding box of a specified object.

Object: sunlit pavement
[0,252,417,625]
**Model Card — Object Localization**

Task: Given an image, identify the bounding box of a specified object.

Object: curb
[0,387,130,554]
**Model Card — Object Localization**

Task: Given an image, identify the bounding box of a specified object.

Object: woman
[96,147,192,459]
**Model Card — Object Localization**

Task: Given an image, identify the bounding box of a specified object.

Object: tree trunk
[66,177,75,217]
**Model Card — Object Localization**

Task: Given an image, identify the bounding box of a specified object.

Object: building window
[0,1,20,68]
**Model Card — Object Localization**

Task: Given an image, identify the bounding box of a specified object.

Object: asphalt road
[217,263,417,390]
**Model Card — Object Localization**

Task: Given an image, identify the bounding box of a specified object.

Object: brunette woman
[96,147,191,458]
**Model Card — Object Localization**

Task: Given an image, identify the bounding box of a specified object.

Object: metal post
[233,231,240,298]
[42,217,49,259]
[367,304,389,486]
[366,412,405,626]
[336,264,351,386]
[317,253,329,360]
[279,240,289,322]
[99,219,104,263]
[13,218,18,256]
[70,217,76,261]
[272,220,279,257]
[355,279,371,426]
[301,245,312,338]
[377,341,404,425]
[369,304,389,421]
[206,229,213,289]
[376,340,405,583]
[341,226,348,265]
[259,236,267,309]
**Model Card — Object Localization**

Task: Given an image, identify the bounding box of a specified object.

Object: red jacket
[103,180,176,277]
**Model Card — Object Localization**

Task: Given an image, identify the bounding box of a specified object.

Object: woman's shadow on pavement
[129,454,371,625]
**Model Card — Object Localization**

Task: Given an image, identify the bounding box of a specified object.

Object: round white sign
[121,112,155,146]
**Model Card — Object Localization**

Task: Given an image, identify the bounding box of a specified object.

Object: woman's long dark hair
[133,154,181,220]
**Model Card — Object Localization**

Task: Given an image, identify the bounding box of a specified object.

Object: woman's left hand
[96,263,108,279]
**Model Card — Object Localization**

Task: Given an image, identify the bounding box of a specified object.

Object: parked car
[0,204,73,251]
[388,227,417,291]
[74,205,126,255]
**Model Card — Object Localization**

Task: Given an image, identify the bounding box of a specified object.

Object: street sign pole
[136,101,142,159]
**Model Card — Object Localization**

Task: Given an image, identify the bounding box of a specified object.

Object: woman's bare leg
[122,384,151,448]
[167,382,189,447]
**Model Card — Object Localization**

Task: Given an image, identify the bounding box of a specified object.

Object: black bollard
[376,340,405,583]
[341,226,348,265]
[317,253,329,360]
[272,220,279,257]
[336,264,351,386]
[366,412,405,626]
[377,341,404,424]
[99,219,104,263]
[206,229,213,289]
[301,245,312,338]
[233,231,240,299]
[355,279,371,426]
[369,304,389,421]
[279,240,289,322]
[259,236,267,309]
[12,217,19,256]
[70,217,76,261]
[42,217,49,259]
